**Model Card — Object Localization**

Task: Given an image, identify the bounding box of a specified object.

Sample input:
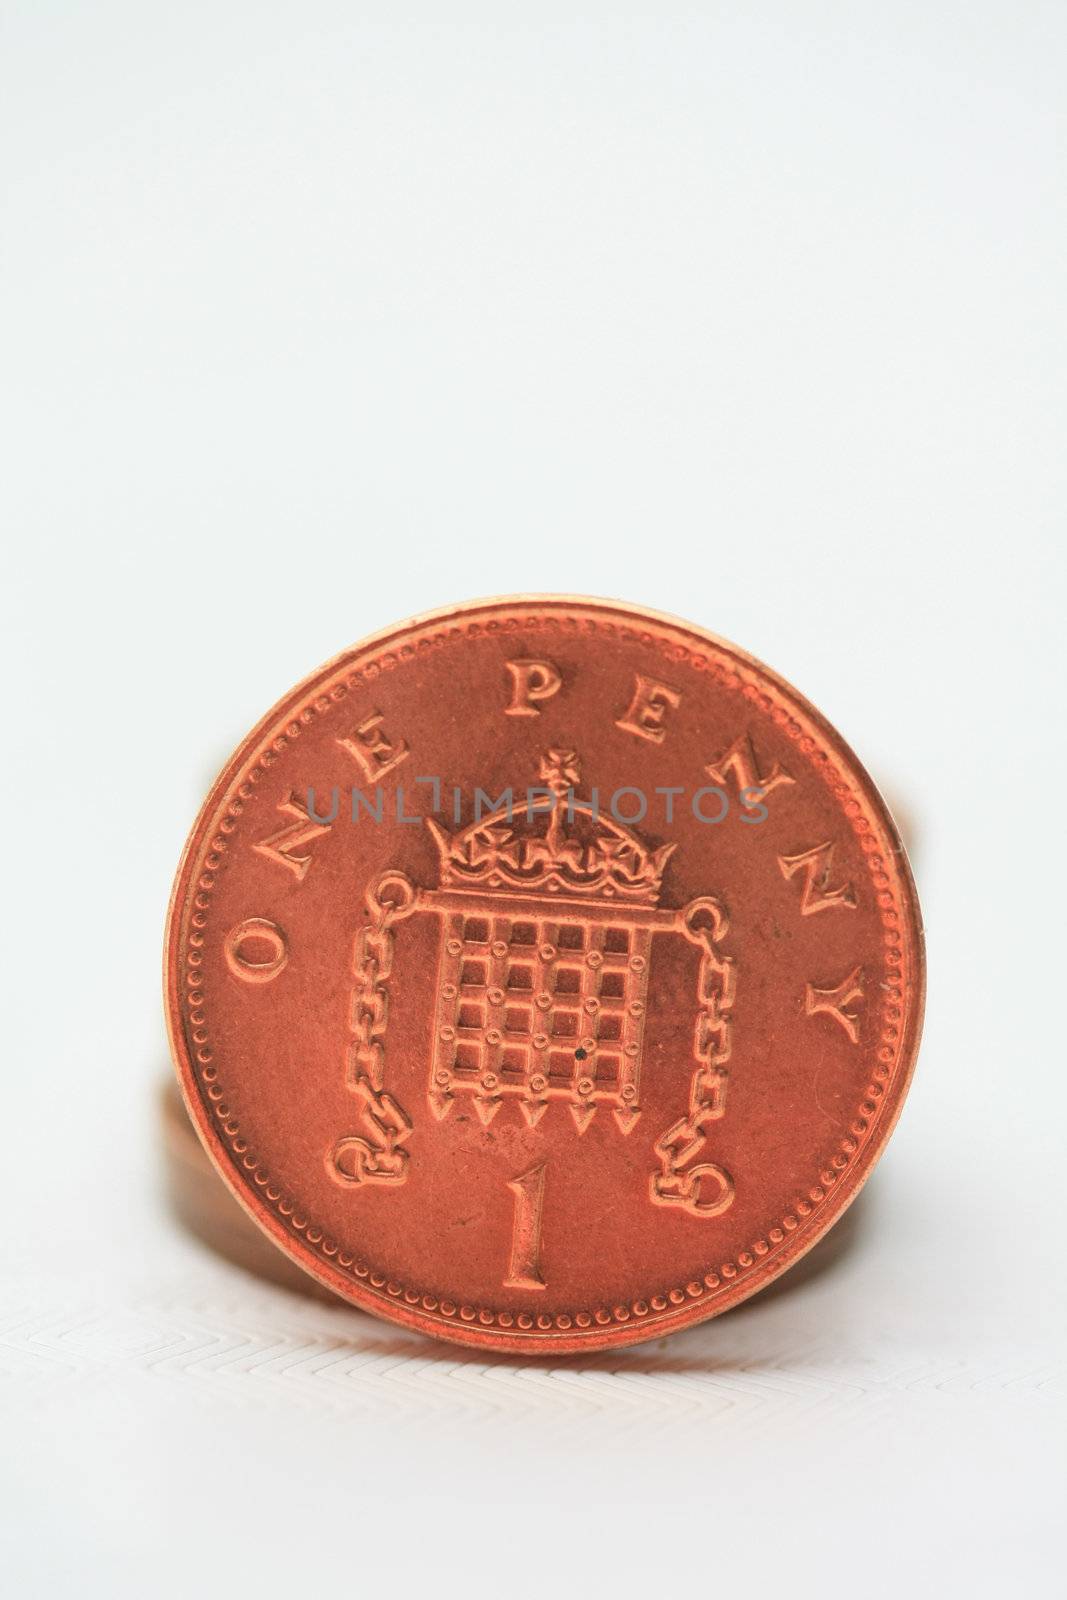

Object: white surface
[2,4,1064,1595]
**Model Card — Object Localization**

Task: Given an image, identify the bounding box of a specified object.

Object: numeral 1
[505,1163,547,1289]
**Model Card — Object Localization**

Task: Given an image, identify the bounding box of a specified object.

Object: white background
[2,4,1064,1595]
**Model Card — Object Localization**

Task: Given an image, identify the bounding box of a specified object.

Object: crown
[425,749,674,905]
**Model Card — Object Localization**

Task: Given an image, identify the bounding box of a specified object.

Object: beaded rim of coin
[165,595,924,1353]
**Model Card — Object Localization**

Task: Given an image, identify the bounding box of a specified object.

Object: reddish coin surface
[165,596,924,1352]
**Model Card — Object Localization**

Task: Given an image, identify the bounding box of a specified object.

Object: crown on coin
[426,749,674,905]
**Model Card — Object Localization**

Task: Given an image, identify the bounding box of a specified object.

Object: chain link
[328,872,417,1187]
[651,898,736,1217]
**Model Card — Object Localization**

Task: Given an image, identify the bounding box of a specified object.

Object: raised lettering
[505,659,562,717]
[805,966,865,1043]
[336,712,409,780]
[778,842,858,915]
[224,918,288,982]
[705,733,794,810]
[506,1163,547,1289]
[253,792,332,881]
[615,674,681,744]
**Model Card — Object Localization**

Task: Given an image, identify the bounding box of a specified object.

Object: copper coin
[165,596,923,1352]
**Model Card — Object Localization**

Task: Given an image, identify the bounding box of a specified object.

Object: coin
[165,597,923,1352]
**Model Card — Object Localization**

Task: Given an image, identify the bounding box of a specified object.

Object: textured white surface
[2,3,1064,1595]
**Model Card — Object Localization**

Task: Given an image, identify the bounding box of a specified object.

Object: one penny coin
[165,597,923,1352]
